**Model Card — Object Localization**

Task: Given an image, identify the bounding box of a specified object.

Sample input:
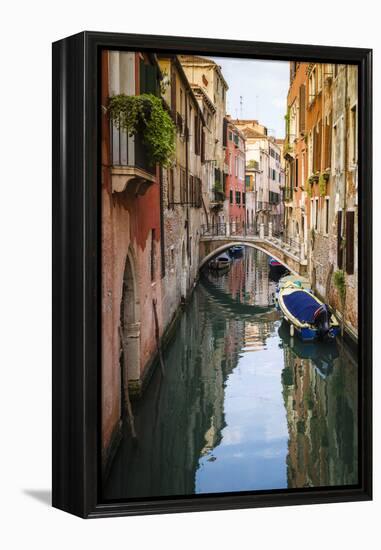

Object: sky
[212,57,290,139]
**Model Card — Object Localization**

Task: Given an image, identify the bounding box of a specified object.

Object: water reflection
[103,248,358,500]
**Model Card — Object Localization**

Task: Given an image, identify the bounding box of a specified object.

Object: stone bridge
[199,226,307,276]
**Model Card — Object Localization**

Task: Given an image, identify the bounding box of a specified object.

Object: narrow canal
[103,248,358,501]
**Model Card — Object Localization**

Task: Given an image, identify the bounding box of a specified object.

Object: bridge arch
[198,241,298,275]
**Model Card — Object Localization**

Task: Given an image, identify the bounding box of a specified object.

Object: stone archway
[120,249,141,390]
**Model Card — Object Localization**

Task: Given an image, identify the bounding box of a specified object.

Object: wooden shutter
[337,210,343,269]
[299,84,306,134]
[325,113,332,169]
[316,120,322,172]
[201,128,205,162]
[346,211,355,275]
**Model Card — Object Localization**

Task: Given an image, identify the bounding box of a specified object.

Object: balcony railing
[110,124,156,194]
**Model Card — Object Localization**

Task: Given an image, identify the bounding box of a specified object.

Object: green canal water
[103,248,358,500]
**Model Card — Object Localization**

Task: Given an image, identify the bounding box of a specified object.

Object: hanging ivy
[107,93,176,167]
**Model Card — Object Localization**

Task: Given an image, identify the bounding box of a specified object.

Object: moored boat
[268,257,288,279]
[229,245,245,257]
[278,282,340,342]
[274,275,311,309]
[209,253,232,271]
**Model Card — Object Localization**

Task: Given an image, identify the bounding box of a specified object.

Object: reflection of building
[281,340,358,488]
[103,285,244,499]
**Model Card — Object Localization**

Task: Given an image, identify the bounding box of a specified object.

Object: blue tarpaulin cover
[282,290,321,324]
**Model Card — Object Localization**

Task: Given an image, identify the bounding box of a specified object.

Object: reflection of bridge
[199,223,307,275]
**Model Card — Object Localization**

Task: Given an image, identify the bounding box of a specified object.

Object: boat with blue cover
[274,275,311,308]
[278,282,340,342]
[229,245,245,257]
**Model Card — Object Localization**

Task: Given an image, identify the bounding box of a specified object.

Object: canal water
[103,248,358,501]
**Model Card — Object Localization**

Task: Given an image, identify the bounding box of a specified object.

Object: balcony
[256,201,271,211]
[110,124,156,195]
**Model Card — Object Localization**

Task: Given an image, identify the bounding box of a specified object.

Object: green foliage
[333,269,346,304]
[306,180,312,197]
[108,93,176,167]
[318,173,327,196]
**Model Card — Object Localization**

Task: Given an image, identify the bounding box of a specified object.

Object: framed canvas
[52,31,372,518]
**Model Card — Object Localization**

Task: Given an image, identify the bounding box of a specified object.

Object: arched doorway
[120,250,141,393]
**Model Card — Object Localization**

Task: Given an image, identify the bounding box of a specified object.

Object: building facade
[234,120,284,234]
[101,51,207,469]
[225,117,246,231]
[284,62,358,339]
[179,56,229,229]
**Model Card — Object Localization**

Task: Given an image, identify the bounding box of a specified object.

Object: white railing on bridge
[200,222,304,260]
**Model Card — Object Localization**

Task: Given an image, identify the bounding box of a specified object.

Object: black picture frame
[52,31,372,519]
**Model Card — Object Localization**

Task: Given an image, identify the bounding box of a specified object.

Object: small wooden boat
[274,275,311,309]
[209,253,232,271]
[268,257,288,279]
[278,282,340,342]
[229,245,245,257]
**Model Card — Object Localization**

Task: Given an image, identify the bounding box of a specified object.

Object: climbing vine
[333,269,346,304]
[107,93,176,167]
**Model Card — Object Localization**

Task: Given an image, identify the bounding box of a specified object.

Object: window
[245,175,250,188]
[230,190,233,204]
[308,66,316,104]
[295,158,299,187]
[324,113,332,169]
[325,198,329,235]
[229,131,232,141]
[150,229,156,281]
[299,84,306,133]
[242,192,246,205]
[236,191,241,204]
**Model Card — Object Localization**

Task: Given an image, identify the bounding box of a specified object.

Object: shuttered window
[324,113,332,169]
[140,60,158,95]
[299,84,306,134]
[337,210,343,269]
[346,211,355,275]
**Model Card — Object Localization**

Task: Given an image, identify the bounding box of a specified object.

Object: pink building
[225,117,246,230]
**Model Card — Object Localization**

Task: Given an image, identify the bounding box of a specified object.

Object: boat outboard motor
[313,305,330,339]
